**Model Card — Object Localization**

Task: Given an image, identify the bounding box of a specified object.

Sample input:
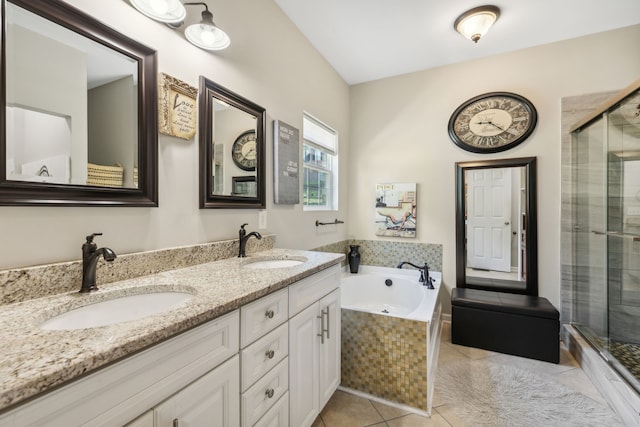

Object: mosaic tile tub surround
[341,309,429,411]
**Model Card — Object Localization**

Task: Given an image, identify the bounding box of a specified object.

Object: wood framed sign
[159,72,198,140]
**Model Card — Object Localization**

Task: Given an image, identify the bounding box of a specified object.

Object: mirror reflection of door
[465,166,526,289]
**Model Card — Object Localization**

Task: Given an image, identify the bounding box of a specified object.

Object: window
[303,113,338,210]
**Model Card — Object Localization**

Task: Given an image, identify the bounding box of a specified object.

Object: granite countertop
[0,249,343,412]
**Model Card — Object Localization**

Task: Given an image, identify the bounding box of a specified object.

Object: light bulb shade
[130,0,186,24]
[185,11,230,50]
[454,5,500,43]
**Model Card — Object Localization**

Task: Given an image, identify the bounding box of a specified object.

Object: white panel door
[466,168,512,272]
[289,302,320,427]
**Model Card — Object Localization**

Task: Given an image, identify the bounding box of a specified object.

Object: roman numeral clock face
[232,130,257,171]
[448,92,537,153]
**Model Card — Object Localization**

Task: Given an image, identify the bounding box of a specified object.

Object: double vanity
[0,249,343,426]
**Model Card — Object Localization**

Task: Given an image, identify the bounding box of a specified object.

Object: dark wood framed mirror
[0,0,158,206]
[455,157,538,296]
[199,76,265,209]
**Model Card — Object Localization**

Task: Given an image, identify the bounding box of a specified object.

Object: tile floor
[312,321,613,427]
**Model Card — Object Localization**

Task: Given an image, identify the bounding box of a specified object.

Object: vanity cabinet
[0,262,342,427]
[289,265,341,427]
[0,310,240,427]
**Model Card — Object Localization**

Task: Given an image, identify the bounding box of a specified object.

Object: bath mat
[436,360,623,427]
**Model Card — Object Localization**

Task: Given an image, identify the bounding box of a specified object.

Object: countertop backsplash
[0,235,276,306]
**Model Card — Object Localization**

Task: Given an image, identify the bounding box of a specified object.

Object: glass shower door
[606,96,640,386]
[572,87,640,391]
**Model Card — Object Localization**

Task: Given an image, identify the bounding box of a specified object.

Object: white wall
[0,0,349,269]
[348,25,640,308]
[7,24,87,184]
[88,76,137,188]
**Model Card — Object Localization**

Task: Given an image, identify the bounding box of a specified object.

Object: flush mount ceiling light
[130,0,230,51]
[453,5,500,43]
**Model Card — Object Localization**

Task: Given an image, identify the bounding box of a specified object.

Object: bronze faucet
[80,233,116,293]
[238,223,262,257]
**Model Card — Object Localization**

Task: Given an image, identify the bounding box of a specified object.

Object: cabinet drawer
[241,288,288,348]
[241,358,288,427]
[254,391,289,427]
[241,323,288,392]
[289,264,340,317]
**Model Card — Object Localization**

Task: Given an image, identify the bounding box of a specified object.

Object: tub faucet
[238,223,262,257]
[396,261,434,289]
[80,233,116,293]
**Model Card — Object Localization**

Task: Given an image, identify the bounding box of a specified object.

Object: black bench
[451,288,560,363]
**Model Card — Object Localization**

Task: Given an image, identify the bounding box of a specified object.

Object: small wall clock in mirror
[448,92,537,153]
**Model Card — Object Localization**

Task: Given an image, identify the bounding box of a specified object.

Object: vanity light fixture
[180,2,230,51]
[453,5,500,43]
[129,0,187,25]
[130,0,230,51]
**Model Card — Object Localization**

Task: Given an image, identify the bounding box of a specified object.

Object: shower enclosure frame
[568,79,640,394]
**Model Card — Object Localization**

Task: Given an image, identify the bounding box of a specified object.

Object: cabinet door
[124,410,153,427]
[289,302,320,427]
[319,289,341,408]
[154,355,240,427]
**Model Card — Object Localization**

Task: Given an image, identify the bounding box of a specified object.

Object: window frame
[302,113,338,211]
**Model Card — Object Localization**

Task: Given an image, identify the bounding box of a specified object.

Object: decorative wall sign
[274,120,300,204]
[159,72,198,140]
[375,183,417,238]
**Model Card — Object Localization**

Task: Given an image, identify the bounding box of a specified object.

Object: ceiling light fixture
[453,5,500,43]
[130,0,230,51]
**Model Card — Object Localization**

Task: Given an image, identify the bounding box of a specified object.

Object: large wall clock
[232,130,257,171]
[448,92,537,153]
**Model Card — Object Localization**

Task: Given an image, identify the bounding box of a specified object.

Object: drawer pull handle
[173,419,179,427]
[265,309,275,319]
[265,388,275,398]
[265,349,275,359]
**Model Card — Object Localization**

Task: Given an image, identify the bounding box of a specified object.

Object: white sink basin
[243,258,306,269]
[40,291,194,330]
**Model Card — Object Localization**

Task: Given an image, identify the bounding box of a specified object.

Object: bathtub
[341,265,441,321]
[340,265,443,415]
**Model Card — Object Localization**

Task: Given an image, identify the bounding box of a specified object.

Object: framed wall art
[159,72,198,140]
[375,183,417,238]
